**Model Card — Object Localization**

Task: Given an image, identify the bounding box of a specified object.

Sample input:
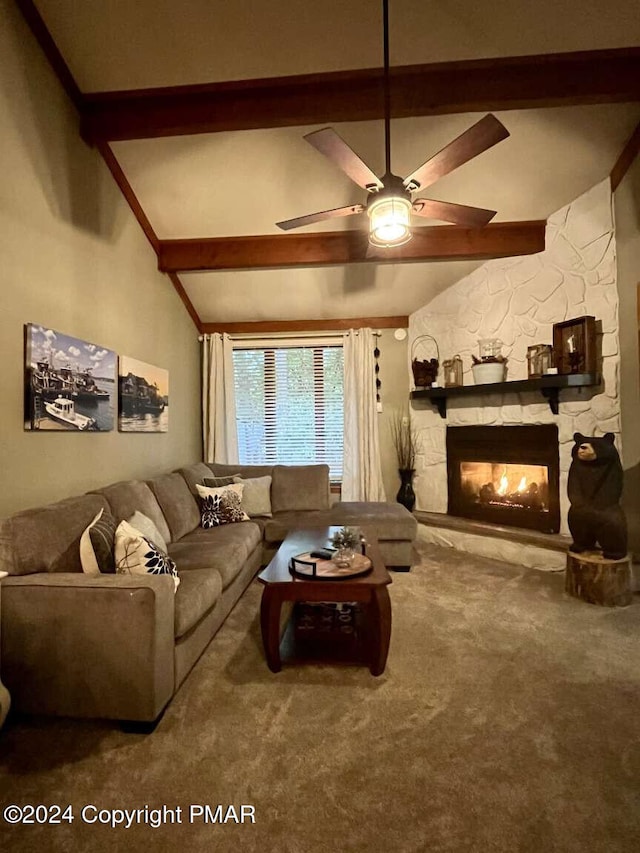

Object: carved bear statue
[567,432,627,560]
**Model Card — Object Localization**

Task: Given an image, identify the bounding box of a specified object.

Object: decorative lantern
[443,355,463,387]
[527,344,554,378]
[411,335,440,388]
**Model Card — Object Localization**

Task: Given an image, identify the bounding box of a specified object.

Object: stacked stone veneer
[409,179,620,535]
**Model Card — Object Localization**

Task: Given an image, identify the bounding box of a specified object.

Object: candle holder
[527,344,554,378]
[552,317,597,375]
[443,354,463,387]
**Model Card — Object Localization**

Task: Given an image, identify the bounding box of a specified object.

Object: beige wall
[614,159,640,555]
[376,329,410,503]
[0,0,201,518]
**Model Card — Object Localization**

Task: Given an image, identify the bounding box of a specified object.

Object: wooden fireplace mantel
[410,373,600,418]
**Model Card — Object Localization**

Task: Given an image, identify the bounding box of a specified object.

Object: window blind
[232,345,344,479]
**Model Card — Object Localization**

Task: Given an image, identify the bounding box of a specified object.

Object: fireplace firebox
[446,425,560,533]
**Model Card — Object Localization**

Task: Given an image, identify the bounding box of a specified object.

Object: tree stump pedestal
[565,550,632,607]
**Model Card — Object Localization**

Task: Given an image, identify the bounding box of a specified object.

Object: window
[232,343,344,479]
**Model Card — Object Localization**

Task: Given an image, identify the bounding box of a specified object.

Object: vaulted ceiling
[21,0,640,330]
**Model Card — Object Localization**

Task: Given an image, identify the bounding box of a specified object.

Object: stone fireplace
[446,425,560,533]
[409,180,621,550]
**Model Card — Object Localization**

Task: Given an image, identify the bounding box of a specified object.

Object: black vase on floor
[396,469,416,512]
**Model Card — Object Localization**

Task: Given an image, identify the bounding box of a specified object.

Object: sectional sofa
[0,462,417,724]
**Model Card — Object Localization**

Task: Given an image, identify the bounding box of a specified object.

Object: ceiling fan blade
[412,198,496,227]
[304,128,383,191]
[403,114,509,192]
[276,204,365,231]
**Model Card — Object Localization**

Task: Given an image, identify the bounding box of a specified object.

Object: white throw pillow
[114,520,180,591]
[127,510,168,552]
[79,508,104,575]
[232,475,272,517]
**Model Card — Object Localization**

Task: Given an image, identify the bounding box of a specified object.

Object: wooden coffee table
[258,527,392,676]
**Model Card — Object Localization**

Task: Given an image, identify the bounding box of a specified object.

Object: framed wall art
[118,356,169,433]
[24,323,116,432]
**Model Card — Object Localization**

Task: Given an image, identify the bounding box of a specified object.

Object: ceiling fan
[276,0,510,248]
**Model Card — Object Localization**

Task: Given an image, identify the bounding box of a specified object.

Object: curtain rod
[199,330,382,342]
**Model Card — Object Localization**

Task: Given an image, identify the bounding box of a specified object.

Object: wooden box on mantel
[552,316,597,375]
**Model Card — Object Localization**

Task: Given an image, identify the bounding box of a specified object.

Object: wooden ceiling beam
[158,221,546,272]
[201,316,408,334]
[610,119,640,191]
[81,48,640,142]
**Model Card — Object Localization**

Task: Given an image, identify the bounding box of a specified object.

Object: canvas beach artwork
[24,324,117,431]
[118,356,168,433]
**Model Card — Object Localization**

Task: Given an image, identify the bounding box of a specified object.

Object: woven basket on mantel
[411,334,440,388]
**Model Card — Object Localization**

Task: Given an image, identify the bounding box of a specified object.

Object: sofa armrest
[1,573,175,722]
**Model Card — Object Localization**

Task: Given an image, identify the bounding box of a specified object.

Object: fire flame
[496,472,528,496]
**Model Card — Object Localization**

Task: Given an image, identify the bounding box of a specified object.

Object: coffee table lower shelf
[279,602,370,668]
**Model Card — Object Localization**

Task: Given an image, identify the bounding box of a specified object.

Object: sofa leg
[389,565,411,573]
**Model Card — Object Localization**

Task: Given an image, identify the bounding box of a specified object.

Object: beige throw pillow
[232,475,272,517]
[127,510,168,552]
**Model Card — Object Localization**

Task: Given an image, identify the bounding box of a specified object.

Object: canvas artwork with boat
[24,323,116,432]
[118,356,169,433]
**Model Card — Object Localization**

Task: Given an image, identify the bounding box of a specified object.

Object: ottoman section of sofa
[331,501,417,568]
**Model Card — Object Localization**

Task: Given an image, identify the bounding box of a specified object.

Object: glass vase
[333,547,356,568]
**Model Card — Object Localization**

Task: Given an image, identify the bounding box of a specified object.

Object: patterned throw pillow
[80,508,117,574]
[114,520,180,591]
[195,483,250,528]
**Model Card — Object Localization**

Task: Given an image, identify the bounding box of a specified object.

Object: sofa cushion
[263,510,334,544]
[0,494,110,576]
[271,465,330,512]
[174,568,223,639]
[92,481,171,545]
[331,501,418,541]
[208,463,274,479]
[168,522,261,588]
[177,462,217,497]
[148,473,200,542]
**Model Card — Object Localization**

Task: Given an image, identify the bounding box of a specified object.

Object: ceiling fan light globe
[367,195,412,248]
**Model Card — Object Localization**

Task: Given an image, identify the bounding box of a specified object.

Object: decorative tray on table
[289,551,372,580]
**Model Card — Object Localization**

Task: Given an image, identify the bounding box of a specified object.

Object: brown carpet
[1,542,640,852]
